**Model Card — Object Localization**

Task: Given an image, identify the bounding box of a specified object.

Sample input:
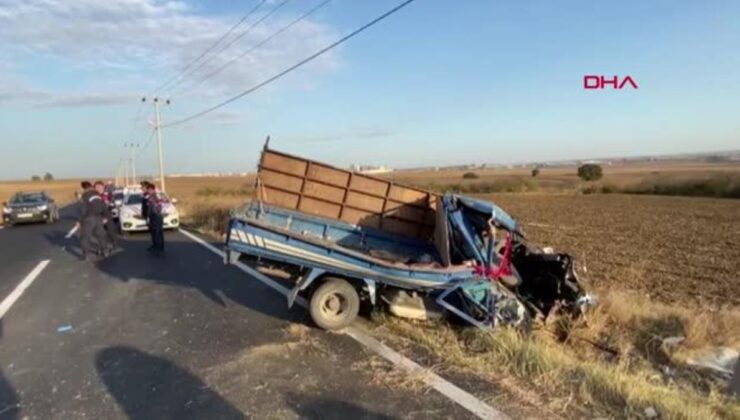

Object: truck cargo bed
[228,202,476,289]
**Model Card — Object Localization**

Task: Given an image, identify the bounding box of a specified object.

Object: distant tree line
[31,173,54,181]
[577,164,603,181]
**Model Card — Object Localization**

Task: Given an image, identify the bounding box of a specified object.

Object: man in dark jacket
[144,183,165,255]
[140,181,150,222]
[79,181,110,261]
[100,182,118,248]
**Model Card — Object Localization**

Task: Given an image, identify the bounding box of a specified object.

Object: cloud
[0,69,138,108]
[0,0,340,108]
[33,93,140,108]
[285,127,395,143]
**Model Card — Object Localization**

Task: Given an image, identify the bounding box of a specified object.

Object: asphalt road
[0,205,475,420]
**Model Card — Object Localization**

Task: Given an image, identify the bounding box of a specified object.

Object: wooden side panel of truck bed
[255,149,437,240]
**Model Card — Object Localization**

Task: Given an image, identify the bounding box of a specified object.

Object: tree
[531,167,540,177]
[43,172,54,181]
[577,164,603,181]
[462,172,479,179]
[31,175,41,181]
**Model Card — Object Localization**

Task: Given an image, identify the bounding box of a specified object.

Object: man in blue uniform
[144,182,165,255]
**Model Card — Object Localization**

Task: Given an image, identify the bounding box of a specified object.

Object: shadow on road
[96,345,246,420]
[44,229,83,259]
[0,320,20,420]
[0,367,19,420]
[42,202,87,259]
[285,392,395,420]
[90,232,309,326]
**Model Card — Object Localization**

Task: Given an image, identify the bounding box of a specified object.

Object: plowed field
[483,193,740,307]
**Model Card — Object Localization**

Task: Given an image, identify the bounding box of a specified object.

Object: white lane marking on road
[0,260,51,319]
[179,229,507,420]
[65,224,79,239]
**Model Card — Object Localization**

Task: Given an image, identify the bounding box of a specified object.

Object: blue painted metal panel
[226,203,478,290]
[455,195,518,233]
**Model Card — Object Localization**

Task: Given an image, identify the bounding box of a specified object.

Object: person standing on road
[100,182,118,249]
[78,180,93,257]
[140,180,150,223]
[144,182,165,255]
[79,181,110,260]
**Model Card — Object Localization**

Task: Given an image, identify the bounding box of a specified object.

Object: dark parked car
[2,192,60,226]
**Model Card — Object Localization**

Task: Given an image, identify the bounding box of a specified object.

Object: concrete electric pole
[152,97,170,192]
[124,142,139,185]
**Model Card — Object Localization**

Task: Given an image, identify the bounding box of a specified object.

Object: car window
[114,192,124,200]
[125,194,143,205]
[10,193,45,204]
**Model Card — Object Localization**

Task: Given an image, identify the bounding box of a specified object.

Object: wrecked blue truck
[224,147,592,330]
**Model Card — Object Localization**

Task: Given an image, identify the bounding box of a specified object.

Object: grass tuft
[426,177,540,194]
[180,202,237,238]
[624,173,740,199]
[387,317,740,419]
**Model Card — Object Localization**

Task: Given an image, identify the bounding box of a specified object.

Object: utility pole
[117,162,124,186]
[124,142,139,185]
[149,97,170,192]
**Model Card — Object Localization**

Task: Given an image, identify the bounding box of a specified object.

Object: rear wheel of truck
[309,278,360,330]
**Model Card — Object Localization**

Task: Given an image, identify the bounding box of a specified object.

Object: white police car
[118,192,180,233]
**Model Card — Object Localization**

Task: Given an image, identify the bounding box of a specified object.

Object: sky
[0,0,738,179]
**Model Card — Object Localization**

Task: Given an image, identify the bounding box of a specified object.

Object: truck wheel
[309,278,360,330]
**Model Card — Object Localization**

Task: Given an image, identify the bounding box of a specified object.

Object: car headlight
[37,204,48,211]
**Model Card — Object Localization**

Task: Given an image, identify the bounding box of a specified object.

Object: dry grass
[0,179,81,203]
[162,176,253,237]
[164,175,255,201]
[385,317,740,420]
[584,290,740,356]
[386,161,740,193]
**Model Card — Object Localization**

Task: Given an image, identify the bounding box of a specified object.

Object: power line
[163,0,292,96]
[125,97,146,141]
[163,0,417,128]
[136,128,157,159]
[172,0,332,98]
[150,0,268,96]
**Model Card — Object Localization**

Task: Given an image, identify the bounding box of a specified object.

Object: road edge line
[179,229,507,420]
[64,224,79,239]
[0,260,51,319]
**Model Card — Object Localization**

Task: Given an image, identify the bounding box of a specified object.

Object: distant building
[349,164,394,174]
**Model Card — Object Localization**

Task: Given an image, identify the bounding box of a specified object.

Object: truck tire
[309,277,360,330]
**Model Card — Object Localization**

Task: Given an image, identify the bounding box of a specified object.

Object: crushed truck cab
[225,146,593,330]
